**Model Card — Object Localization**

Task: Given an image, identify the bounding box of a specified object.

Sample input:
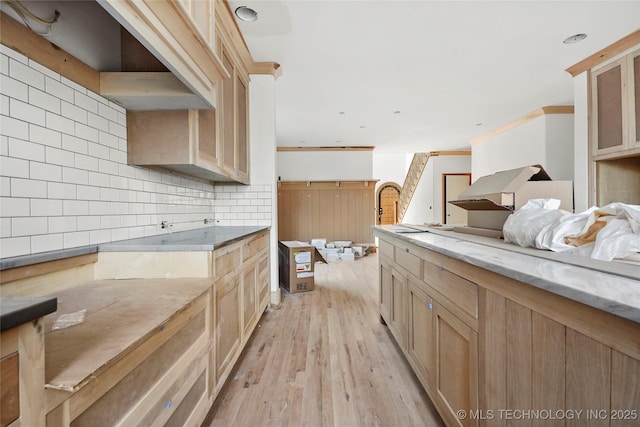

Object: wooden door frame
[376,182,402,225]
[442,173,471,224]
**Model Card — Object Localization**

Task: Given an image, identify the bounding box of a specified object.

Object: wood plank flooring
[203,253,444,427]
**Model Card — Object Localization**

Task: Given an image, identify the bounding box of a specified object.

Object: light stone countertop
[373,225,640,324]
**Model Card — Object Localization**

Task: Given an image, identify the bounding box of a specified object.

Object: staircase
[397,153,431,223]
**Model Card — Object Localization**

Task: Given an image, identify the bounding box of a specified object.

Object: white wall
[402,155,471,225]
[0,45,273,259]
[471,113,574,182]
[372,152,410,189]
[249,75,280,303]
[277,150,373,181]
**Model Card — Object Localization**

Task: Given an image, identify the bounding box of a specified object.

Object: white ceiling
[229,0,640,153]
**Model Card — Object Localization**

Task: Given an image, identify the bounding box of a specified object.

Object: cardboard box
[278,241,315,293]
[449,165,573,231]
[311,238,326,250]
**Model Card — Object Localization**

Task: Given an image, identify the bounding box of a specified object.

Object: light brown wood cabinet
[218,42,250,183]
[589,45,640,205]
[375,229,640,427]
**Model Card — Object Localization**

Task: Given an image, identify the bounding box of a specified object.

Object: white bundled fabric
[504,201,640,261]
[503,199,563,248]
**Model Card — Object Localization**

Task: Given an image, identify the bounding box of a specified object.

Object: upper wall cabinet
[591,47,640,157]
[588,44,640,206]
[98,0,228,109]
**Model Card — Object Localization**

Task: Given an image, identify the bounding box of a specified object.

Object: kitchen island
[0,225,271,427]
[373,225,640,427]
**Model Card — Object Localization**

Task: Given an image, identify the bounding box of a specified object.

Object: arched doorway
[376,182,402,225]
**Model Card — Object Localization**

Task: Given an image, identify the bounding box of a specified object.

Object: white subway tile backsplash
[31,233,63,253]
[0,236,31,258]
[0,197,30,217]
[1,115,29,140]
[89,229,111,244]
[9,59,44,89]
[0,74,28,101]
[74,153,99,171]
[48,216,77,233]
[45,77,74,103]
[98,102,119,122]
[77,215,100,231]
[74,91,98,114]
[88,141,109,159]
[101,215,121,228]
[0,177,9,196]
[8,138,45,162]
[75,123,99,142]
[30,162,62,182]
[62,167,88,185]
[31,199,62,216]
[88,171,110,187]
[30,124,62,148]
[63,231,90,248]
[60,76,85,93]
[63,200,89,216]
[28,60,60,81]
[0,217,10,238]
[61,101,87,123]
[1,53,8,75]
[46,146,75,167]
[11,178,47,198]
[62,134,88,154]
[1,45,273,257]
[12,217,47,236]
[1,95,8,118]
[109,122,126,139]
[99,131,119,149]
[88,112,109,132]
[46,112,75,135]
[1,156,29,178]
[76,185,100,201]
[29,87,61,114]
[1,46,27,64]
[98,159,119,175]
[48,182,76,199]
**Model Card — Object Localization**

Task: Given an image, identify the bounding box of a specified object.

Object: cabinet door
[389,268,407,350]
[220,49,236,175]
[629,48,640,148]
[214,273,241,388]
[197,109,219,166]
[407,279,435,395]
[592,58,627,155]
[236,73,249,180]
[434,303,478,427]
[379,258,393,326]
[241,262,258,339]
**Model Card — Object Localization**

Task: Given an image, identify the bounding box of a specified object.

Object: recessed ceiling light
[563,33,587,44]
[475,123,483,126]
[393,110,401,114]
[359,125,366,129]
[338,111,345,115]
[235,6,258,22]
[300,140,306,144]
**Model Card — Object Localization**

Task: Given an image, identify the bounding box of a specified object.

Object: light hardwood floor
[203,253,444,427]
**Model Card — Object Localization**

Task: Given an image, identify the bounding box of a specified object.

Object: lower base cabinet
[375,230,640,427]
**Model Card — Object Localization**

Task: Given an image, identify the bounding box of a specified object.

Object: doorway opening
[442,173,471,225]
[377,182,402,225]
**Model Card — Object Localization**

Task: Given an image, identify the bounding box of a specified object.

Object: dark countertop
[0,226,270,271]
[1,296,58,332]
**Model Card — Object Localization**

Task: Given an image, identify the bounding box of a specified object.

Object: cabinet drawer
[243,231,268,262]
[379,239,395,260]
[423,259,478,321]
[396,247,421,278]
[70,308,207,426]
[214,243,242,277]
